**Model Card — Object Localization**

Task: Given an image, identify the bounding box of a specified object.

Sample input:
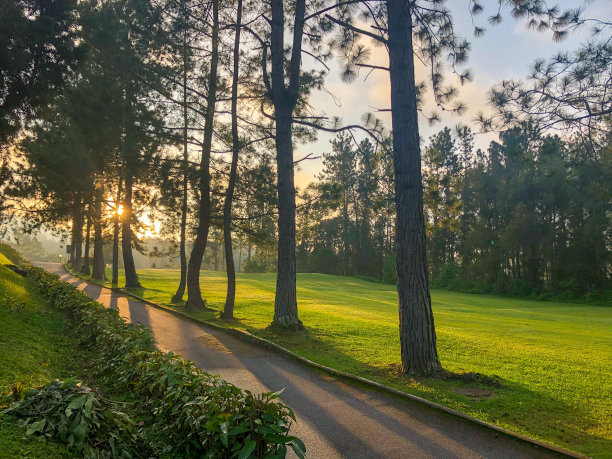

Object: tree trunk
[173,163,188,300]
[92,184,106,281]
[388,0,441,375]
[121,171,140,288]
[221,0,242,319]
[173,0,189,303]
[69,196,77,266]
[73,195,84,271]
[81,206,91,275]
[112,169,123,284]
[273,104,300,326]
[268,0,305,327]
[185,0,219,310]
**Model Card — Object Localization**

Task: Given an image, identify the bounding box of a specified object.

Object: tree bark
[185,0,219,310]
[173,0,189,303]
[272,103,300,325]
[268,0,305,327]
[81,205,91,275]
[121,170,140,288]
[221,0,242,320]
[112,169,123,284]
[387,0,441,375]
[73,195,84,271]
[173,162,188,300]
[69,195,77,266]
[91,184,106,281]
[342,188,349,276]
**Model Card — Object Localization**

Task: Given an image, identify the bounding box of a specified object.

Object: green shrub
[0,243,25,265]
[354,275,379,284]
[308,248,341,275]
[600,290,612,306]
[25,265,305,458]
[242,259,269,273]
[3,378,143,458]
[432,262,460,289]
[538,292,554,301]
[382,256,396,285]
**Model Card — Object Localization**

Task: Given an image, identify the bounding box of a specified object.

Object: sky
[294,0,610,188]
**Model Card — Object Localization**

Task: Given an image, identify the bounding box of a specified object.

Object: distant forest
[261,124,611,303]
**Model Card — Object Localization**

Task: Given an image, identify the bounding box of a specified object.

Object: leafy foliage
[3,378,143,458]
[0,242,25,265]
[243,258,271,273]
[0,0,81,144]
[297,134,394,280]
[484,40,612,145]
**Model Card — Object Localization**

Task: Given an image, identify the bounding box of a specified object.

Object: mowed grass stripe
[105,268,611,457]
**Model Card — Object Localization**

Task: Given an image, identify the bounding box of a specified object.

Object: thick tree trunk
[173,0,189,302]
[92,184,106,281]
[221,0,242,319]
[172,168,188,300]
[69,196,77,266]
[387,0,441,375]
[73,196,84,271]
[185,0,219,310]
[121,171,140,288]
[273,105,300,326]
[81,206,91,275]
[112,169,123,284]
[268,0,305,327]
[342,189,349,276]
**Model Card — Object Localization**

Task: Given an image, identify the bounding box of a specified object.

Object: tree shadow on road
[224,323,610,457]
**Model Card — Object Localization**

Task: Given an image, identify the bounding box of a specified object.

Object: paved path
[38,263,563,459]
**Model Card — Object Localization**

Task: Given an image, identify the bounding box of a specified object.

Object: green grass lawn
[0,256,76,458]
[100,268,612,457]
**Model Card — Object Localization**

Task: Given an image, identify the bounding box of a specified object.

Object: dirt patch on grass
[383,364,502,391]
[440,370,502,388]
[453,387,497,400]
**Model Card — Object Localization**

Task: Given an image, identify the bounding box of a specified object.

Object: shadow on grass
[125,285,166,295]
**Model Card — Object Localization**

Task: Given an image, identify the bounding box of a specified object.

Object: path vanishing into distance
[38,262,566,459]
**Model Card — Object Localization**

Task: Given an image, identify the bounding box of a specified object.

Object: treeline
[296,126,611,302]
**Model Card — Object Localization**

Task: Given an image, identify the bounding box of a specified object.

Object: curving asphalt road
[37,262,564,459]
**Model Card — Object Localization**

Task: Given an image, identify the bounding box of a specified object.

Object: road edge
[63,265,588,459]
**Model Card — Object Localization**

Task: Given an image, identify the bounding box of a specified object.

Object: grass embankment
[99,267,612,457]
[0,252,75,457]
